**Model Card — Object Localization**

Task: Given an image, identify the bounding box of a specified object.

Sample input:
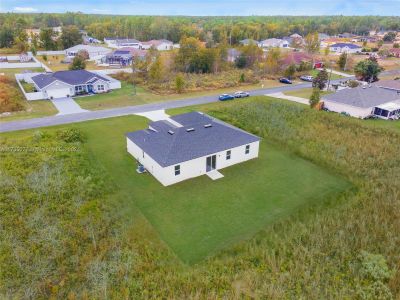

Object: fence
[36,50,65,56]
[15,73,44,101]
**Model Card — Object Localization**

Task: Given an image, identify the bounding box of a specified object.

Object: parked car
[300,75,314,82]
[234,91,250,98]
[219,94,235,101]
[279,77,292,84]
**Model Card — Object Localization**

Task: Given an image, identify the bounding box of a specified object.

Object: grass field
[284,87,333,99]
[75,80,286,111]
[1,96,399,298]
[0,110,349,264]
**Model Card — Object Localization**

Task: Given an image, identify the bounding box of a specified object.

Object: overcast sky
[1,0,400,16]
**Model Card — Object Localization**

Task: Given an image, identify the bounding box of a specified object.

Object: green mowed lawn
[4,111,350,264]
[69,114,349,264]
[284,88,333,99]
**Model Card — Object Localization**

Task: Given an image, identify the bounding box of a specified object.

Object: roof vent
[186,128,195,132]
[204,124,212,128]
[168,130,174,135]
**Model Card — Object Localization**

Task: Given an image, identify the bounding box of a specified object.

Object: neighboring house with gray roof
[65,44,111,60]
[329,43,362,53]
[30,70,121,99]
[322,85,400,119]
[126,111,260,186]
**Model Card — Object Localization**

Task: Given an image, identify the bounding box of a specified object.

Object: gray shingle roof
[330,43,361,49]
[32,70,110,89]
[323,86,400,108]
[126,112,260,167]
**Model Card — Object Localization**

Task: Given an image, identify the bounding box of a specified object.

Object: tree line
[1,13,400,48]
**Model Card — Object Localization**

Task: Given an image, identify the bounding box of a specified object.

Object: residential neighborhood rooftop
[31,70,110,89]
[323,86,400,108]
[126,112,260,167]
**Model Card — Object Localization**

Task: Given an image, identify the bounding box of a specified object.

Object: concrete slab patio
[206,170,224,180]
[51,97,88,115]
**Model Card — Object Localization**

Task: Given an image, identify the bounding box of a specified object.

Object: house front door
[206,155,216,172]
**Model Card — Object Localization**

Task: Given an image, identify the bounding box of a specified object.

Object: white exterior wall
[92,80,110,93]
[43,81,73,99]
[127,139,260,186]
[323,99,373,118]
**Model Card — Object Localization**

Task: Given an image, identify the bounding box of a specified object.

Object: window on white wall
[226,150,231,160]
[245,145,250,154]
[98,85,104,91]
[174,165,180,176]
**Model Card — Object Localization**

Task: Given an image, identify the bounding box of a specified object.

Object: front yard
[284,87,333,99]
[75,79,287,111]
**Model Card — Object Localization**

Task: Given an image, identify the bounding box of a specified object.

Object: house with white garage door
[30,70,121,99]
[126,112,260,186]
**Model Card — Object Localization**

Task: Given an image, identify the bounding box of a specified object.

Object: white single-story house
[65,44,111,60]
[30,70,121,99]
[322,85,400,119]
[239,39,259,46]
[259,38,289,49]
[126,112,260,186]
[141,39,174,51]
[329,43,362,54]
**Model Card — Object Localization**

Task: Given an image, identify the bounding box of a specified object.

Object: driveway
[266,92,309,105]
[50,97,88,115]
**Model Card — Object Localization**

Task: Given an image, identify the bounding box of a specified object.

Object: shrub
[309,88,320,108]
[347,80,360,88]
[175,74,185,93]
[359,251,393,282]
[56,128,85,143]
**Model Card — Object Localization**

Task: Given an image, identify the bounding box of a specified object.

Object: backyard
[1,96,399,299]
[36,54,111,71]
[75,79,286,110]
[0,68,58,121]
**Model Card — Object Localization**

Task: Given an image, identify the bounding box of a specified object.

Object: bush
[56,128,85,143]
[175,74,185,93]
[347,80,360,88]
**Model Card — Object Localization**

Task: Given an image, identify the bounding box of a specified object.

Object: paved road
[0,79,348,133]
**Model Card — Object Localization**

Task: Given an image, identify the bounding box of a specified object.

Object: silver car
[234,91,250,98]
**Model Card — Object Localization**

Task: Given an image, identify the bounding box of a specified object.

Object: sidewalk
[318,68,353,78]
[266,92,309,105]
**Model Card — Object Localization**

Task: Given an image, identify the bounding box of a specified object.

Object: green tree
[69,56,86,70]
[354,58,383,82]
[175,36,201,72]
[175,74,185,93]
[60,25,83,49]
[383,32,396,42]
[235,54,247,69]
[312,69,329,90]
[239,73,245,83]
[40,28,57,50]
[265,47,281,74]
[0,26,14,48]
[304,32,320,54]
[149,56,164,82]
[284,64,296,79]
[338,52,348,70]
[309,88,321,108]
